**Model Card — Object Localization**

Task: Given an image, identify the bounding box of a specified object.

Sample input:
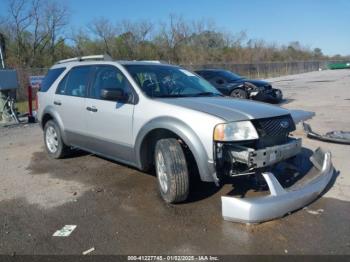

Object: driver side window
[91,65,132,100]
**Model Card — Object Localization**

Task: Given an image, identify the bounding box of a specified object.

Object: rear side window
[56,66,92,97]
[39,67,66,92]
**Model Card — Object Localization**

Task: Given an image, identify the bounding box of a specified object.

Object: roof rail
[139,60,168,64]
[56,54,112,64]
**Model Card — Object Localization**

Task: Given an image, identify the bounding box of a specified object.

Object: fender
[134,116,218,183]
[40,105,69,145]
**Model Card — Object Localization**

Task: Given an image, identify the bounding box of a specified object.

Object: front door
[84,65,135,163]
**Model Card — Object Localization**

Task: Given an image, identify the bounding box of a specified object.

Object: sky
[3,0,350,55]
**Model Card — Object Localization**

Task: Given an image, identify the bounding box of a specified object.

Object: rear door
[84,65,135,163]
[54,65,93,146]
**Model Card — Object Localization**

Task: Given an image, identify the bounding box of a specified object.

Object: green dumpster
[328,62,350,70]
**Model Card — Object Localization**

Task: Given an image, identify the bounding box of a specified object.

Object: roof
[118,61,174,67]
[51,55,175,69]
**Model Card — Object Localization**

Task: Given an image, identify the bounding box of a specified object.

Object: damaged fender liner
[303,122,350,145]
[222,147,333,223]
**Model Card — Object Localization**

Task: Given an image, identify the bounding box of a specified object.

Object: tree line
[0,0,348,69]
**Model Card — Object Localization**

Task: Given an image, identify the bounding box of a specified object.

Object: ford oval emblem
[280,120,289,129]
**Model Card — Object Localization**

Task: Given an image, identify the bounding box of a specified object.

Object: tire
[44,120,70,159]
[230,88,247,99]
[154,138,190,203]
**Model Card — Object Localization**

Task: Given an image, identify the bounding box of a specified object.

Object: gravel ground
[0,69,349,255]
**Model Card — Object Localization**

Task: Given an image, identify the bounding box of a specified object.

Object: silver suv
[38,55,333,222]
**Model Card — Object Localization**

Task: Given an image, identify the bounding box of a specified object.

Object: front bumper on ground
[303,122,350,145]
[222,147,333,223]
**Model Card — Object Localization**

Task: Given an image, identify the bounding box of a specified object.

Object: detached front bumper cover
[222,147,333,223]
[303,122,350,145]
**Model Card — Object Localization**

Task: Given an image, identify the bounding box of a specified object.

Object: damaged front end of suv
[213,114,333,223]
[215,115,300,178]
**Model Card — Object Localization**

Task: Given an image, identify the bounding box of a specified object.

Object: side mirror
[100,88,129,102]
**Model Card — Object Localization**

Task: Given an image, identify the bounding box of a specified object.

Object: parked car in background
[195,69,283,103]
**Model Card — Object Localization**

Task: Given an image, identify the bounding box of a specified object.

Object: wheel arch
[229,86,246,93]
[135,117,217,183]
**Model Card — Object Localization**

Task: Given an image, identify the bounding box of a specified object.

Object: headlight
[213,121,259,141]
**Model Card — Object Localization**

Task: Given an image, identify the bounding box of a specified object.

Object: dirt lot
[0,69,349,255]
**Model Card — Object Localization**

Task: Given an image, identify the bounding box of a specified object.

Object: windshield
[218,70,243,81]
[124,65,222,98]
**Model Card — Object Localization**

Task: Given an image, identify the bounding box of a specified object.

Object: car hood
[229,78,269,87]
[158,96,290,122]
[245,79,270,87]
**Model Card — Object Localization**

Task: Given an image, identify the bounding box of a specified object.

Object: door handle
[86,106,98,112]
[53,101,62,106]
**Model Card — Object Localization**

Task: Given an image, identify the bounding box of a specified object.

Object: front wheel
[230,88,247,99]
[154,138,189,203]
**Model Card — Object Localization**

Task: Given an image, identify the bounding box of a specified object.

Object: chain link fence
[183,60,346,79]
[12,60,346,113]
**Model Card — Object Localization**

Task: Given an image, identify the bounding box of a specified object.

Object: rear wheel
[154,138,189,203]
[230,88,247,99]
[44,120,70,159]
